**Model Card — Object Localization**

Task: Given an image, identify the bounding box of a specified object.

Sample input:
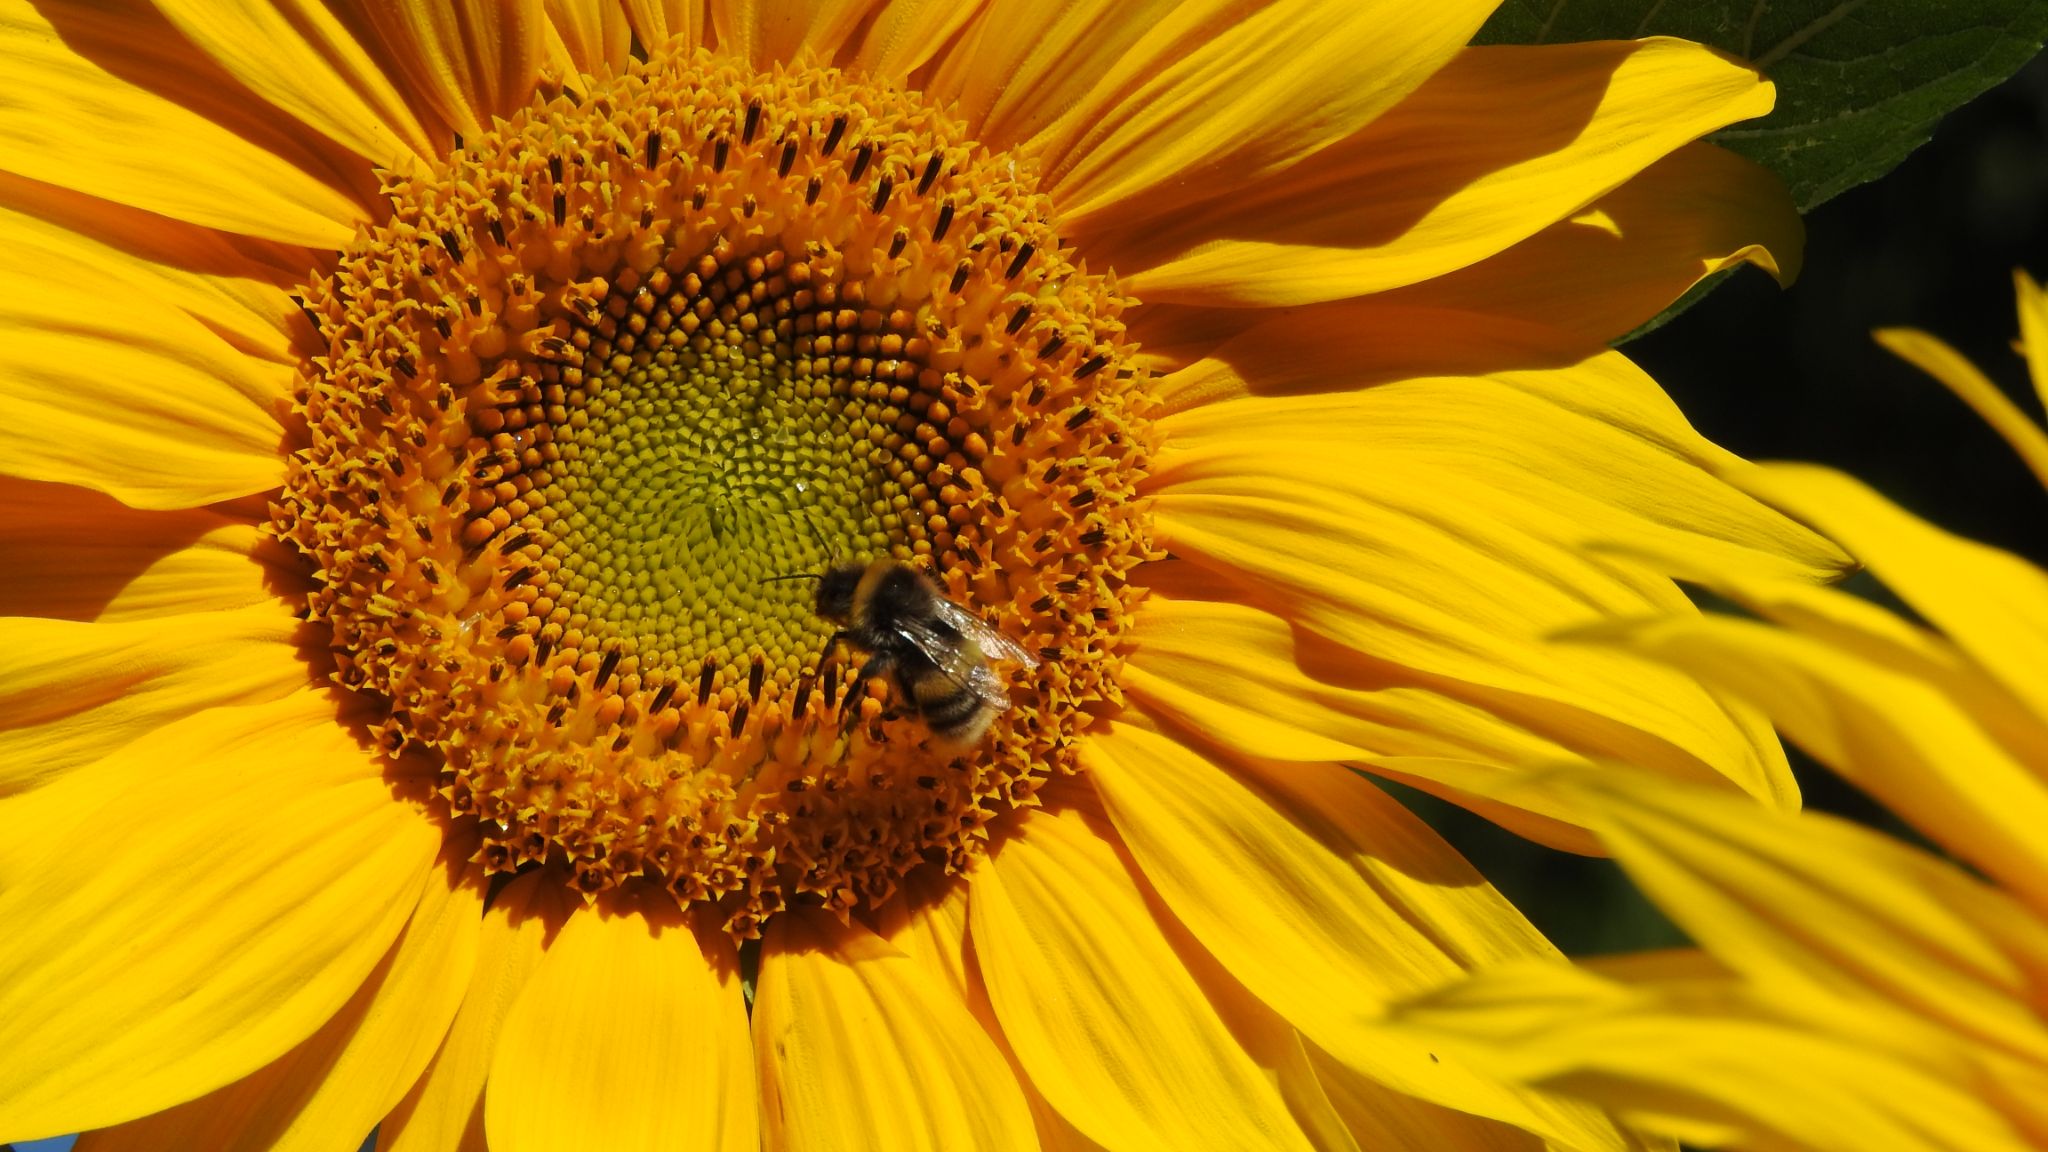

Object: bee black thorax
[814,559,994,748]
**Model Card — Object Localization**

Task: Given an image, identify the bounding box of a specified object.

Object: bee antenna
[789,507,835,564]
[762,572,823,585]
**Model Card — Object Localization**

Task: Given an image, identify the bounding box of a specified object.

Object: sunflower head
[272,45,1159,933]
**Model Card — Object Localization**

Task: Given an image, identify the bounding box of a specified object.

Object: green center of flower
[273,45,1158,933]
[514,250,920,685]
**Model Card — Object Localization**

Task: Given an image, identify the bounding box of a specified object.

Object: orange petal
[149,0,438,167]
[0,171,305,367]
[544,0,633,76]
[0,478,292,623]
[485,892,757,1152]
[1116,39,1775,307]
[378,870,573,1152]
[0,0,366,246]
[755,910,1035,1152]
[348,0,547,142]
[0,605,309,796]
[0,690,440,1139]
[923,0,1183,154]
[74,836,482,1152]
[1152,305,1593,415]
[969,799,1317,1151]
[621,0,706,53]
[1374,142,1802,348]
[706,0,871,70]
[844,0,982,83]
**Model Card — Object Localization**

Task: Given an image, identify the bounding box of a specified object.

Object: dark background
[1428,52,2048,955]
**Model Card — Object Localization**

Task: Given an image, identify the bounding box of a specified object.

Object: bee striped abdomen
[916,676,995,745]
[813,558,1032,750]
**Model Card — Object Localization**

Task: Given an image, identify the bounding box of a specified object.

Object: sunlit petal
[0,0,365,245]
[1117,39,1775,306]
[970,799,1317,1151]
[0,691,439,1139]
[485,892,758,1152]
[756,910,1035,1152]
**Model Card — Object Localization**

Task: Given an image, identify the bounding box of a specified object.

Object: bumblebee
[813,560,1038,749]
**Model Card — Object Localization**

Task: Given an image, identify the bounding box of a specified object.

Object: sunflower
[0,2,1846,1149]
[1380,274,2048,1151]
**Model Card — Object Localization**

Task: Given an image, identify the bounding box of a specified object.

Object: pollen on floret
[273,44,1159,934]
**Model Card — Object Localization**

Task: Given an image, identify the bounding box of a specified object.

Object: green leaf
[1475,1,2048,212]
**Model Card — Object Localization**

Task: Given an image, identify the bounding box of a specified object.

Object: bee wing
[890,606,1036,713]
[927,598,1040,670]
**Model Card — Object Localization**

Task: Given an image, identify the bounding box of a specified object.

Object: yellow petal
[0,0,365,246]
[1149,482,1785,805]
[969,799,1317,1152]
[1124,577,1606,853]
[707,0,871,70]
[0,479,290,622]
[1160,332,1845,587]
[1045,0,1493,224]
[1389,959,2039,1152]
[1580,610,2048,913]
[1150,370,1819,808]
[923,0,1183,154]
[544,0,632,76]
[149,0,437,167]
[1152,305,1593,415]
[1304,1041,1546,1152]
[0,274,290,509]
[1876,326,2048,493]
[1119,39,1776,307]
[2012,269,2048,422]
[869,864,972,1004]
[755,910,1036,1152]
[1164,932,1396,1152]
[621,0,705,52]
[844,0,982,83]
[378,870,572,1152]
[485,892,758,1152]
[0,690,440,1139]
[1126,586,1579,765]
[75,837,482,1152]
[1739,462,2048,730]
[1540,770,2048,1067]
[1086,723,1632,1152]
[891,868,1109,1152]
[0,172,304,365]
[1588,534,2048,775]
[1374,142,1801,348]
[0,605,309,796]
[350,0,547,142]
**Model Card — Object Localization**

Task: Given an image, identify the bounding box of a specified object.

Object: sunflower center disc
[274,46,1157,933]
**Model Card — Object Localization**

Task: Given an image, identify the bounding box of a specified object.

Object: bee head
[814,561,866,624]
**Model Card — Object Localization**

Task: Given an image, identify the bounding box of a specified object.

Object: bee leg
[840,656,888,737]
